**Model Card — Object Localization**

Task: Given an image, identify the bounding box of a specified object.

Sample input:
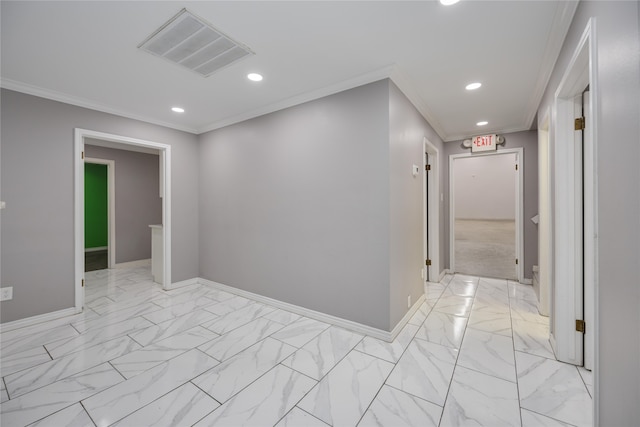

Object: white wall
[453,153,516,220]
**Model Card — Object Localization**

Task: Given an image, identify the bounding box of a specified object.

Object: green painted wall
[85,163,108,249]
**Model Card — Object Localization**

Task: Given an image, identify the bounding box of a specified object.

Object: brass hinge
[81,151,85,159]
[515,164,518,171]
[425,259,432,266]
[515,258,519,265]
[81,279,85,287]
[576,319,586,333]
[574,117,585,130]
[425,164,431,171]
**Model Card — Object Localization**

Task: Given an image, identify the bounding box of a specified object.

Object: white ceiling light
[247,73,263,82]
[139,9,253,78]
[465,82,482,90]
[476,121,488,126]
[440,0,460,5]
[171,107,185,113]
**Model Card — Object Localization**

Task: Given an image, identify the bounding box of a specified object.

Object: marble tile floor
[0,268,593,426]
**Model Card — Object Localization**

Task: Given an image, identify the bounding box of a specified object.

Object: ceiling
[0,1,577,142]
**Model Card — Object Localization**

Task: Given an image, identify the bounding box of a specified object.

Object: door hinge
[81,151,85,159]
[81,279,85,287]
[515,164,518,171]
[425,164,431,171]
[574,117,585,130]
[576,319,586,333]
[515,258,519,265]
[425,259,432,266]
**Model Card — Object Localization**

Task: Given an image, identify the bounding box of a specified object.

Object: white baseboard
[85,246,108,253]
[166,277,199,291]
[114,259,151,269]
[389,294,426,339]
[0,307,79,333]
[520,278,533,285]
[198,278,405,342]
[438,269,451,282]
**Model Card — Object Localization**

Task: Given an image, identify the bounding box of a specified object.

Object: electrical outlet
[0,287,13,301]
[407,295,411,308]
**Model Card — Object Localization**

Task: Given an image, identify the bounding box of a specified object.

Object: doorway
[84,158,115,272]
[423,138,441,283]
[74,129,172,311]
[449,148,523,281]
[550,20,596,371]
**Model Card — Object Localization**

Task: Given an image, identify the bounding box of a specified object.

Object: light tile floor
[0,268,593,426]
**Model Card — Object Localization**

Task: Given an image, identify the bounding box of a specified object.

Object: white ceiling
[1,1,577,141]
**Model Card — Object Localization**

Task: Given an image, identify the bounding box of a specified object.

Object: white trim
[84,157,115,268]
[75,129,172,318]
[0,307,78,333]
[520,278,533,285]
[423,137,441,281]
[537,109,552,317]
[199,65,397,134]
[113,259,151,269]
[198,278,408,342]
[550,17,598,377]
[1,78,199,134]
[165,277,200,291]
[449,148,524,282]
[551,20,588,366]
[523,0,580,129]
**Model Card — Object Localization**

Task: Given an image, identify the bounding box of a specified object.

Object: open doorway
[449,148,523,281]
[84,158,115,272]
[74,129,172,311]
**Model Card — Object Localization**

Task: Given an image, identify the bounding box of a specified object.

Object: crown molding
[0,78,199,135]
[524,0,580,129]
[197,65,397,134]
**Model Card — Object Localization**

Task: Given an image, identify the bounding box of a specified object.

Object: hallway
[0,268,591,426]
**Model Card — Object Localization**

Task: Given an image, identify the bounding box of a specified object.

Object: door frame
[449,147,524,282]
[423,137,441,282]
[74,129,172,311]
[84,157,116,269]
[537,110,551,316]
[550,18,597,372]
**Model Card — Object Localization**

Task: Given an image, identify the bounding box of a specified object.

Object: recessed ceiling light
[440,0,460,5]
[465,82,482,90]
[477,121,489,126]
[171,107,185,113]
[247,73,263,82]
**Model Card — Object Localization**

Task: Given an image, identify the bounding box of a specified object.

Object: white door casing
[449,148,524,283]
[74,129,172,312]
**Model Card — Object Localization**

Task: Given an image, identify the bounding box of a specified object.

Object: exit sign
[472,134,497,152]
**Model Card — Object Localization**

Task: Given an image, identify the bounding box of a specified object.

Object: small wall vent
[138,9,253,77]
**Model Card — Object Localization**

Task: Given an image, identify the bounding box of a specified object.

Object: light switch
[412,165,420,177]
[0,201,5,209]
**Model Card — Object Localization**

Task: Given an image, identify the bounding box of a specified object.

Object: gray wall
[453,153,517,220]
[388,82,445,327]
[537,1,640,423]
[84,143,162,264]
[443,130,538,279]
[0,89,199,323]
[199,80,392,330]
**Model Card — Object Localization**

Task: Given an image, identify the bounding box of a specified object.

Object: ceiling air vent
[138,9,253,77]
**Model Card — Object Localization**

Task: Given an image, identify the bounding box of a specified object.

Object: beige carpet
[454,219,517,280]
